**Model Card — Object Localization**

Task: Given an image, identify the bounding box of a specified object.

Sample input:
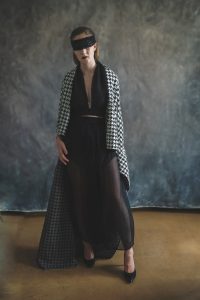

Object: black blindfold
[71,35,96,50]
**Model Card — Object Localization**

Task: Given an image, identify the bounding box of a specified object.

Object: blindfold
[71,35,96,51]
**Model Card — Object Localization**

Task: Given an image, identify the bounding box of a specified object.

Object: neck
[80,59,97,76]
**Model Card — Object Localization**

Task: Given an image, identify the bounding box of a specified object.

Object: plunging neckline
[80,63,98,110]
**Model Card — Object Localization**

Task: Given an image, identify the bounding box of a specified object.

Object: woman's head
[70,26,99,65]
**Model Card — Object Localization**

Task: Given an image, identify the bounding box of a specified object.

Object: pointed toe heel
[124,269,136,283]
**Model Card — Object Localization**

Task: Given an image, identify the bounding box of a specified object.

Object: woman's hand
[56,136,69,165]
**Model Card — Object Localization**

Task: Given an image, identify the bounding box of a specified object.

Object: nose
[81,48,87,53]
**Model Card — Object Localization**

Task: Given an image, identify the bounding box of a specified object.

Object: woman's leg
[101,156,135,272]
[66,159,94,259]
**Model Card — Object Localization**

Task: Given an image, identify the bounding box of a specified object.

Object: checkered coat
[56,63,130,190]
[36,62,131,269]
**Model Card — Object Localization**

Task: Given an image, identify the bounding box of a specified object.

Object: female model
[37,26,136,284]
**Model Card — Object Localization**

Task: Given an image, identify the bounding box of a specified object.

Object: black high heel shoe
[82,241,95,267]
[83,257,95,268]
[124,268,136,283]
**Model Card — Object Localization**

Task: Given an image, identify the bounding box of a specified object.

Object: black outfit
[63,61,134,251]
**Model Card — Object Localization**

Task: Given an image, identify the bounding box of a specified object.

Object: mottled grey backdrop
[0,0,200,211]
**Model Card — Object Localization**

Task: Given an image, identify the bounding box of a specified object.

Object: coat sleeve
[114,75,125,149]
[56,75,70,138]
[114,75,130,190]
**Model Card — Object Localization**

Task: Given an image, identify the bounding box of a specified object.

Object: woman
[37,26,136,283]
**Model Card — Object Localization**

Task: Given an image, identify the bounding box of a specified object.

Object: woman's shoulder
[99,61,119,85]
[59,67,77,91]
[62,66,77,82]
[99,61,118,76]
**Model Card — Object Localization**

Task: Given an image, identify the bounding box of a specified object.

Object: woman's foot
[83,240,94,260]
[83,240,95,268]
[124,247,136,283]
[124,246,135,273]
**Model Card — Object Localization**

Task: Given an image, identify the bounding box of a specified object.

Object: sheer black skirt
[63,115,134,252]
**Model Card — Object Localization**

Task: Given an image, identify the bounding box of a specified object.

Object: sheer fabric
[63,60,134,253]
[66,153,134,250]
[36,60,135,270]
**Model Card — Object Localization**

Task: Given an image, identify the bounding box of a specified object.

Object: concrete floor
[0,209,200,300]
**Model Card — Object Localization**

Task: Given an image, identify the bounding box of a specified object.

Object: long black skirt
[64,115,134,252]
[36,116,135,269]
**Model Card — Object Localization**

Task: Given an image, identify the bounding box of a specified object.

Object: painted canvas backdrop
[0,0,200,211]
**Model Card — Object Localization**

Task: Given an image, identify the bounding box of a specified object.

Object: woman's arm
[55,76,70,165]
[56,77,68,136]
[55,135,69,165]
[114,76,125,148]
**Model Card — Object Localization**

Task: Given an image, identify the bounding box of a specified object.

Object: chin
[82,58,90,64]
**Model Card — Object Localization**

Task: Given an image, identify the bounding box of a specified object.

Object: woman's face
[72,33,97,64]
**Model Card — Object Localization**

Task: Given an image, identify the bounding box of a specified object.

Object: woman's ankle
[124,247,135,273]
[124,246,134,255]
[83,240,94,259]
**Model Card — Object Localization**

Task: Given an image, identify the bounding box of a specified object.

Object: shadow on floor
[13,245,39,269]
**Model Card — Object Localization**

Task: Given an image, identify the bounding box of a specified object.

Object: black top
[70,60,108,117]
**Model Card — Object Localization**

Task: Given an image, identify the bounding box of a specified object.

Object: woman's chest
[70,66,108,114]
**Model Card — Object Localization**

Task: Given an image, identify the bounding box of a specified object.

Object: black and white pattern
[36,159,126,269]
[37,160,79,269]
[36,63,131,269]
[56,64,130,190]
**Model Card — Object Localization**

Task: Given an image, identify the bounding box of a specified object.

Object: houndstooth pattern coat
[56,63,130,190]
[36,62,131,269]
